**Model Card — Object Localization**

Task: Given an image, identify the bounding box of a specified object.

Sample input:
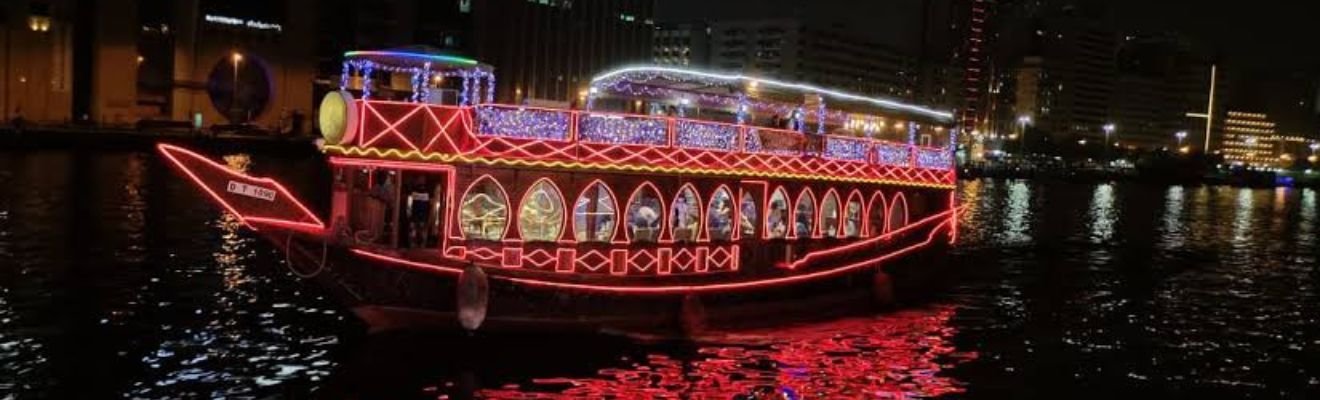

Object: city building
[472,0,655,105]
[1220,111,1283,168]
[652,22,709,66]
[1,0,317,128]
[656,19,917,100]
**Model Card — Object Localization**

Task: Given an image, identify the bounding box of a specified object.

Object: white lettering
[227,181,277,201]
[204,14,282,32]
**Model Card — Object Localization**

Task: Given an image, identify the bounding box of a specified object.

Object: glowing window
[869,193,887,236]
[572,182,616,242]
[626,185,663,243]
[518,180,564,242]
[670,186,701,242]
[738,191,758,238]
[707,187,734,241]
[844,194,863,238]
[459,177,508,241]
[766,188,790,239]
[889,195,908,231]
[794,190,816,238]
[820,191,841,238]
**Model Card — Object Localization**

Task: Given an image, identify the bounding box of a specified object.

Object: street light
[1175,130,1188,146]
[232,51,243,122]
[1017,115,1032,155]
[1102,123,1116,161]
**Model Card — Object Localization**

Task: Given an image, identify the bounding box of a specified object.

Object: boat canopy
[341,46,494,105]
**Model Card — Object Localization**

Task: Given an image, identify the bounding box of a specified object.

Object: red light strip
[350,206,960,295]
[157,143,325,230]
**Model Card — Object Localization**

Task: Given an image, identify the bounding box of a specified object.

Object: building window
[707,187,734,241]
[670,185,701,242]
[460,177,509,241]
[766,187,790,239]
[820,191,841,238]
[518,179,565,242]
[573,182,617,243]
[844,194,863,238]
[626,185,663,243]
[794,190,816,238]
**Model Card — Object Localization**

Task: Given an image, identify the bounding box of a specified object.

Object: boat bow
[157,143,325,234]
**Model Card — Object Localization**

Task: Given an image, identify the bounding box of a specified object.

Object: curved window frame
[517,178,566,242]
[844,190,865,238]
[458,175,510,241]
[670,184,703,243]
[706,185,735,242]
[765,187,791,239]
[738,189,758,239]
[624,183,665,243]
[793,188,817,238]
[572,180,619,243]
[868,191,888,237]
[888,192,909,232]
[819,189,842,238]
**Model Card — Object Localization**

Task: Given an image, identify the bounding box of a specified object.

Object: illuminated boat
[158,48,962,334]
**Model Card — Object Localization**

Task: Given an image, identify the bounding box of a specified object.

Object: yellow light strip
[323,145,957,189]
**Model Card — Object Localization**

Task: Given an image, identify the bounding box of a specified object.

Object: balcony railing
[353,101,953,171]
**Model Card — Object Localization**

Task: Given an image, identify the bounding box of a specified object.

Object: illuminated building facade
[653,22,709,67]
[1220,111,1281,168]
[0,0,74,123]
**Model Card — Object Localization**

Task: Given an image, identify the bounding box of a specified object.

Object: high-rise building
[659,19,917,100]
[1,0,75,123]
[653,22,709,66]
[1220,111,1282,168]
[472,0,655,104]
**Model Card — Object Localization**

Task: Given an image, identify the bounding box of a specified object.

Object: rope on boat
[285,233,328,279]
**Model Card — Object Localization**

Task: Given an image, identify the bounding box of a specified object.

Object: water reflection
[1087,183,1116,243]
[1001,181,1032,244]
[1161,186,1185,248]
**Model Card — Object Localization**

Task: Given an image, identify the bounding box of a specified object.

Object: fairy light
[578,114,668,145]
[876,143,911,167]
[476,106,572,141]
[824,137,869,162]
[676,120,739,151]
[915,148,953,170]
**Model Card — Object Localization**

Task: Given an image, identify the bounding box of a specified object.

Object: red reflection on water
[475,306,974,399]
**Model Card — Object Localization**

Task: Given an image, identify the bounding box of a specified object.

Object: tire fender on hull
[457,263,490,331]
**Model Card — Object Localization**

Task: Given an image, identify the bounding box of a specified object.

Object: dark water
[1,148,1318,399]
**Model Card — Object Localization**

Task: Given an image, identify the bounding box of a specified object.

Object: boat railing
[351,100,952,171]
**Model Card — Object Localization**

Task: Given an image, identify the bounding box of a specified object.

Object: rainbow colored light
[344,50,480,66]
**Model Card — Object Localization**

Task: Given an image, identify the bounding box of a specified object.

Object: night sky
[657,0,1320,71]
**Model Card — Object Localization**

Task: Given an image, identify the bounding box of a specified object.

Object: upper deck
[324,100,956,189]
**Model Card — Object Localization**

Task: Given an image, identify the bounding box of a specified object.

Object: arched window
[820,190,841,238]
[708,186,734,241]
[766,187,790,239]
[518,179,565,242]
[459,177,508,241]
[888,193,909,232]
[573,181,617,242]
[738,190,758,238]
[794,189,816,238]
[626,184,664,243]
[670,185,702,242]
[844,192,864,238]
[869,192,887,237]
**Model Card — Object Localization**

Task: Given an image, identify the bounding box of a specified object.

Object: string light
[476,106,571,141]
[578,114,668,145]
[876,143,911,167]
[824,137,869,162]
[676,120,739,151]
[915,148,953,169]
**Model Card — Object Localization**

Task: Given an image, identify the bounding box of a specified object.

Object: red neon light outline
[622,181,665,244]
[704,185,735,242]
[668,183,703,243]
[846,189,866,239]
[793,187,819,239]
[867,190,889,237]
[820,188,843,238]
[765,186,791,240]
[351,207,958,295]
[156,143,325,230]
[887,192,909,233]
[948,190,959,245]
[328,157,459,255]
[516,178,568,242]
[572,179,620,243]
[456,174,512,241]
